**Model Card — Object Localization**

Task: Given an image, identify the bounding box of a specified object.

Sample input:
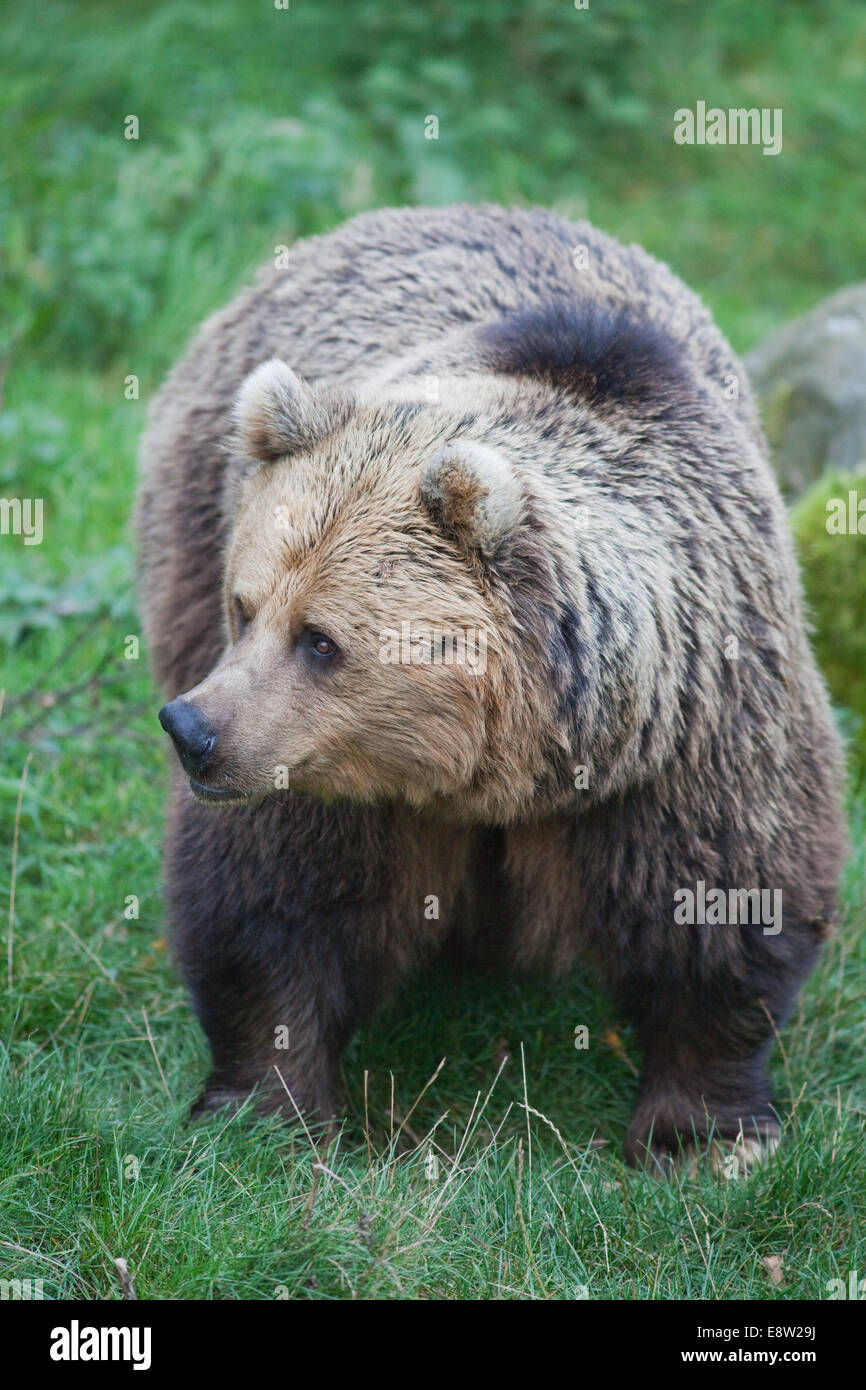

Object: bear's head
[158,358,557,820]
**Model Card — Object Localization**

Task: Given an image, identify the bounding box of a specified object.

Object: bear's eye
[307,630,338,659]
[233,594,251,638]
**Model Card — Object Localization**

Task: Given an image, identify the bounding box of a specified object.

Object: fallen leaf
[602,1026,639,1075]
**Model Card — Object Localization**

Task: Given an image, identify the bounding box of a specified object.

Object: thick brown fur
[137,204,846,1166]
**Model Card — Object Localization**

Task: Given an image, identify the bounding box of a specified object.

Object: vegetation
[1,0,863,1300]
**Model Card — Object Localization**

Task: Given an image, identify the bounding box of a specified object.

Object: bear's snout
[158,698,217,778]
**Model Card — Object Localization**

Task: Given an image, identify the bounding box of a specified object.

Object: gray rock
[746,284,866,497]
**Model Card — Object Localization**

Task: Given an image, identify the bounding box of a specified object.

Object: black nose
[158,699,217,776]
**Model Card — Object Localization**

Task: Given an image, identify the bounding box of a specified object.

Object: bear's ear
[420,440,523,558]
[232,358,354,464]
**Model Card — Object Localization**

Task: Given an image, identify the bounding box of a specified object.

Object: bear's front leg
[165,785,460,1125]
[184,918,356,1125]
[624,1035,780,1174]
[615,901,824,1172]
[619,970,799,1173]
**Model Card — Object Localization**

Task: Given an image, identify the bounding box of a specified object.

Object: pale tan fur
[186,396,535,817]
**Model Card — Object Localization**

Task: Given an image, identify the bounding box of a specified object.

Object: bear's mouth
[188,779,250,806]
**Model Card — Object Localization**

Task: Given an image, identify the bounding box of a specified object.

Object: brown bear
[137,203,846,1169]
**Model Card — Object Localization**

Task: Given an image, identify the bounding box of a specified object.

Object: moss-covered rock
[747,285,866,499]
[791,471,866,781]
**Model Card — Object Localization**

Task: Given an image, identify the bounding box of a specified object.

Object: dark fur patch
[477,298,693,417]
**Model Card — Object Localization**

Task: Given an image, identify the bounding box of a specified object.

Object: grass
[1,0,864,1300]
